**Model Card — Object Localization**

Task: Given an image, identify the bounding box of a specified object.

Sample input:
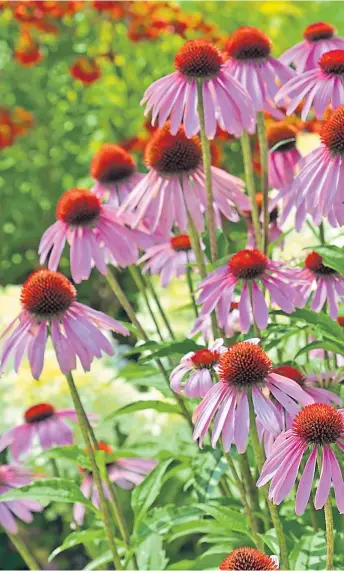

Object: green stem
[248,282,260,337]
[224,452,263,550]
[241,130,262,250]
[239,453,261,526]
[186,252,198,318]
[106,270,194,430]
[129,265,164,342]
[257,112,269,255]
[144,275,176,340]
[50,458,59,478]
[187,213,207,279]
[65,372,123,570]
[319,222,326,245]
[197,79,218,263]
[248,391,289,569]
[317,451,334,569]
[8,533,40,570]
[187,213,219,338]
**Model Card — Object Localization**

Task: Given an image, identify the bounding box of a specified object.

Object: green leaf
[132,460,173,530]
[134,504,203,542]
[83,551,113,570]
[139,340,204,363]
[313,245,344,275]
[136,533,168,570]
[289,531,327,570]
[49,530,106,561]
[42,446,92,470]
[197,504,252,538]
[105,400,181,422]
[190,448,228,501]
[0,478,98,513]
[273,308,344,345]
[295,339,344,359]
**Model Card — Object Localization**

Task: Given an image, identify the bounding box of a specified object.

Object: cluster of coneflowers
[0,21,343,571]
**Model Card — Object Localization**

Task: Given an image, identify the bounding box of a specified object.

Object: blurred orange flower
[14,30,43,66]
[70,56,101,84]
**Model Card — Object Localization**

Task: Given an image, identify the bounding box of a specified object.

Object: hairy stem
[186,252,198,318]
[197,79,218,263]
[129,265,164,342]
[257,112,269,254]
[65,372,123,570]
[224,452,263,550]
[317,451,334,569]
[241,130,262,250]
[248,390,289,569]
[143,274,176,340]
[8,533,40,570]
[239,452,262,529]
[106,269,193,430]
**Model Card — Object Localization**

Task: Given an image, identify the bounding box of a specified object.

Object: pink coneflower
[90,144,144,205]
[190,301,240,342]
[139,234,198,287]
[0,403,97,460]
[299,252,344,319]
[141,39,255,139]
[118,123,249,234]
[277,50,344,121]
[220,547,279,570]
[197,249,305,333]
[273,366,342,407]
[0,465,42,534]
[289,106,344,227]
[280,22,344,73]
[193,340,313,451]
[170,338,226,398]
[244,193,284,250]
[39,188,152,284]
[257,403,344,514]
[74,442,156,525]
[0,269,129,379]
[224,27,294,118]
[266,123,301,189]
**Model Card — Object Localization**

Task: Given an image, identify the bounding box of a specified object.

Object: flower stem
[317,450,334,569]
[186,252,198,318]
[247,390,289,570]
[319,222,326,245]
[239,452,262,528]
[64,372,123,570]
[197,79,218,263]
[240,130,262,250]
[143,274,176,340]
[187,213,219,339]
[129,265,164,342]
[224,451,263,550]
[8,532,40,570]
[106,269,194,430]
[257,112,269,255]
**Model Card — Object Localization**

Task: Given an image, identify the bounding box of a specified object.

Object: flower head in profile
[224,26,294,117]
[0,465,43,534]
[288,106,344,228]
[193,339,313,451]
[277,50,344,121]
[139,234,199,288]
[170,339,226,398]
[0,269,129,379]
[39,188,152,283]
[280,22,344,73]
[74,441,156,525]
[0,403,97,460]
[90,144,144,205]
[141,39,255,139]
[266,122,300,189]
[118,123,249,235]
[258,403,344,514]
[299,252,344,319]
[220,547,279,570]
[274,365,342,407]
[197,249,305,333]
